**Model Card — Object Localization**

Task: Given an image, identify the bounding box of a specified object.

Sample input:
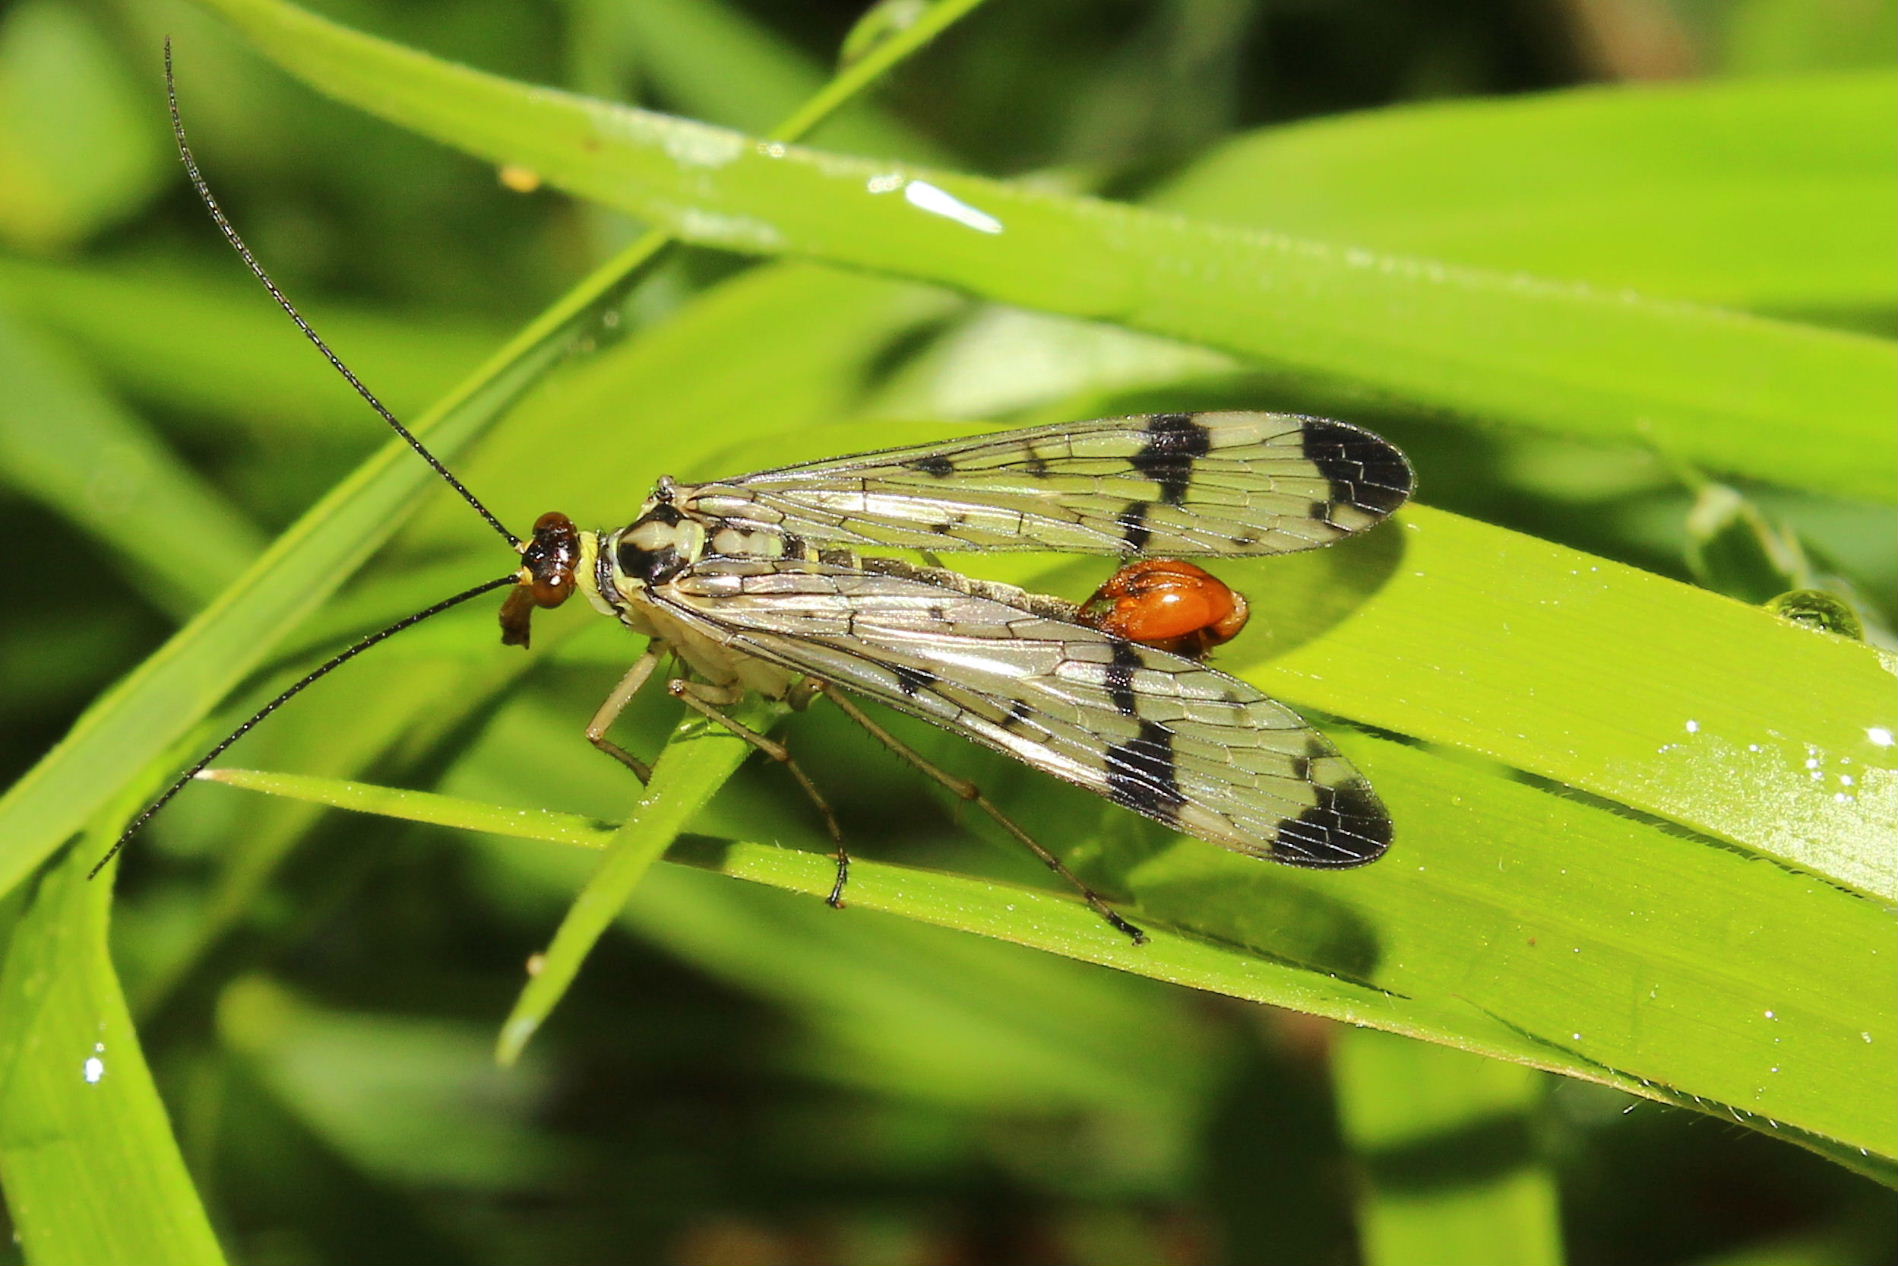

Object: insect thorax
[579,487,807,695]
[582,479,1086,665]
[597,485,799,591]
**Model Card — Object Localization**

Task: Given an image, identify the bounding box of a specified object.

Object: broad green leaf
[188,0,1896,502]
[1206,506,1895,902]
[1152,72,1898,313]
[0,839,225,1266]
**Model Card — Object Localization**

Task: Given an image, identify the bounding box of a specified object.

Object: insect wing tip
[1273,775,1393,867]
[1300,418,1416,519]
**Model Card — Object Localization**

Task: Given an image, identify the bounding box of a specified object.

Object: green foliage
[0,0,1891,1263]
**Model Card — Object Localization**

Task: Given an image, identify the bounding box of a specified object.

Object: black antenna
[90,573,520,879]
[92,46,539,877]
[164,38,519,548]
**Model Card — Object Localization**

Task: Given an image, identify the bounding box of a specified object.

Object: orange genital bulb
[1079,558,1251,658]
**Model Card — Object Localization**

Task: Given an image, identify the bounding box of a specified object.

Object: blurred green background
[1,1,1893,1263]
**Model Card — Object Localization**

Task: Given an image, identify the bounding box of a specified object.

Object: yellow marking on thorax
[573,531,617,617]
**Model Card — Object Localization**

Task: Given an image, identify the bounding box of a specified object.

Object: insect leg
[667,679,851,908]
[586,643,667,782]
[812,683,1147,946]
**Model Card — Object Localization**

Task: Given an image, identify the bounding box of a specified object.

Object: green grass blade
[0,0,170,250]
[0,297,263,615]
[0,841,225,1266]
[193,757,1897,1174]
[492,706,775,1066]
[1153,72,1898,313]
[1335,1029,1564,1266]
[189,0,1896,501]
[0,244,622,902]
[600,0,948,162]
[0,255,499,436]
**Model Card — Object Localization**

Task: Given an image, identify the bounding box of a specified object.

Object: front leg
[586,643,666,782]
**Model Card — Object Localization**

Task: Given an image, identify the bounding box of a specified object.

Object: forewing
[680,411,1412,557]
[652,556,1390,865]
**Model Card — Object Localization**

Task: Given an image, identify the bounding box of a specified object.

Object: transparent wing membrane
[652,556,1391,866]
[681,411,1414,557]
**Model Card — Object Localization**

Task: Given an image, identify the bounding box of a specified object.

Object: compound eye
[519,511,580,607]
[530,570,572,608]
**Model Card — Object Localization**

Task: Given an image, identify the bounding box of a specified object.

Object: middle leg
[668,678,851,907]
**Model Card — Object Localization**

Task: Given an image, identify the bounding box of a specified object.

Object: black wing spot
[1104,721,1185,819]
[1300,420,1413,516]
[892,665,938,696]
[907,454,956,478]
[1130,413,1211,505]
[1276,779,1391,866]
[1002,700,1036,730]
[1117,501,1152,550]
[1103,640,1142,716]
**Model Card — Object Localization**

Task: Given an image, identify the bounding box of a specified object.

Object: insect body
[497,412,1413,940]
[1079,558,1251,658]
[104,51,1415,947]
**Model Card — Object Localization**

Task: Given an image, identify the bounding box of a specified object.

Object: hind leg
[812,682,1146,945]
